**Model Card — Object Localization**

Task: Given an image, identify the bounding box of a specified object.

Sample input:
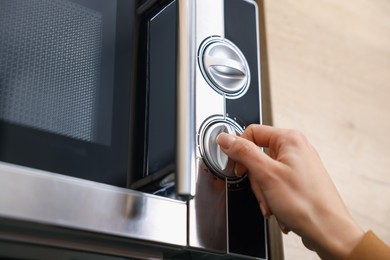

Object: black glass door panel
[0,0,137,187]
[129,0,177,186]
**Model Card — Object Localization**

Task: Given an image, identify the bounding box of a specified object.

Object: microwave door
[0,0,187,258]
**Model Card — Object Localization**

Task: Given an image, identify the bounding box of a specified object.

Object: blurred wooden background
[261,0,390,259]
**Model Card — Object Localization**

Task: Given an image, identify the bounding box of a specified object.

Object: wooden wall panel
[262,0,390,259]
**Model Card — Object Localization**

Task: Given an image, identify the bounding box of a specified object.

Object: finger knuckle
[245,124,258,133]
[283,129,308,146]
[234,139,256,156]
[242,124,258,139]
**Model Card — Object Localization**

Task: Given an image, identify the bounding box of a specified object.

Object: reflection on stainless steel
[189,0,228,253]
[0,162,186,246]
[195,0,225,132]
[184,9,235,256]
[176,0,197,199]
[189,159,227,252]
[152,173,176,198]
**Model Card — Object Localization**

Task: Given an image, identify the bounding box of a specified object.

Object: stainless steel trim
[190,0,268,258]
[188,160,228,253]
[0,162,187,247]
[255,1,269,256]
[176,0,197,199]
[189,0,228,252]
[252,0,263,127]
[194,0,225,134]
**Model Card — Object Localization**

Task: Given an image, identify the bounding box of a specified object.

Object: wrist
[315,211,364,260]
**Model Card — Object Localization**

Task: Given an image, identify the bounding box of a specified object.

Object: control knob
[202,121,242,180]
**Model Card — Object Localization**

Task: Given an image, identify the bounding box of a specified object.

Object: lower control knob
[202,121,242,179]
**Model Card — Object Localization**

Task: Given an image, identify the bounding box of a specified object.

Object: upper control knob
[198,37,250,98]
[202,121,242,179]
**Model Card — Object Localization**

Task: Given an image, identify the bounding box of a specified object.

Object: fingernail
[216,133,236,149]
[234,167,244,178]
[279,223,290,234]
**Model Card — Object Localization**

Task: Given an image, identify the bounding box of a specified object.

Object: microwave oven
[0,0,272,259]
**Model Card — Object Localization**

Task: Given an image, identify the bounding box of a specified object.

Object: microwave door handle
[176,0,196,200]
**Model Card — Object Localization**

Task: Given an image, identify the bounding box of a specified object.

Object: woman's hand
[216,124,364,260]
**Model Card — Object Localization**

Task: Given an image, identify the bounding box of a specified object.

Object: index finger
[241,124,285,148]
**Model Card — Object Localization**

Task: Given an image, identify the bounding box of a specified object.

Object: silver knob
[198,37,250,98]
[203,122,239,179]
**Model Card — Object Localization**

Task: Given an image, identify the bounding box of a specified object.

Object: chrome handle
[176,0,196,200]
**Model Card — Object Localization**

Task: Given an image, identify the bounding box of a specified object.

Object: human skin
[216,124,364,260]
